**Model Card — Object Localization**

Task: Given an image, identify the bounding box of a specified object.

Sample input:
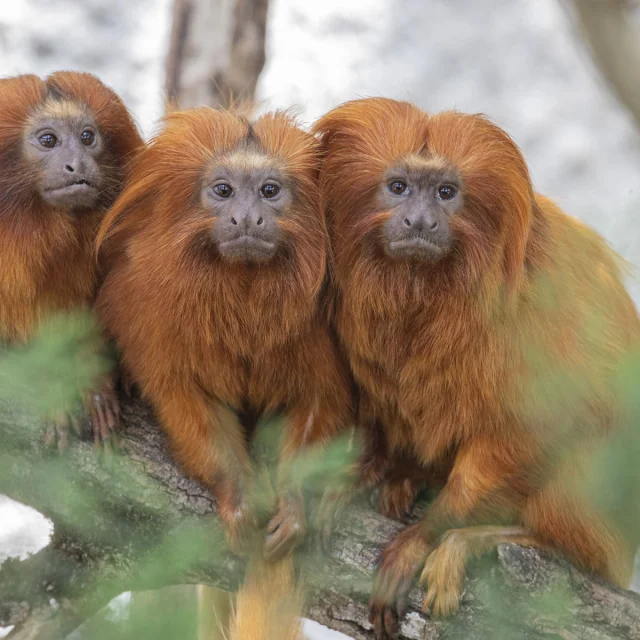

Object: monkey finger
[104,410,121,452]
[369,603,395,640]
[264,514,304,561]
[91,400,107,447]
[92,409,102,449]
[43,423,56,450]
[370,606,385,639]
[383,606,400,639]
[69,414,81,437]
[314,489,349,553]
[99,413,116,456]
[105,401,120,436]
[56,418,70,454]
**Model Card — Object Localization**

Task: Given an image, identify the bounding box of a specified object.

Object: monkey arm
[153,382,255,552]
[264,329,354,560]
[369,437,523,639]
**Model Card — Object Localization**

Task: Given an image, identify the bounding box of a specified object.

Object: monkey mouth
[218,235,277,262]
[42,178,99,209]
[386,236,449,261]
[47,178,94,191]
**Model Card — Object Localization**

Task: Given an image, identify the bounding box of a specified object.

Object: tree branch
[1,396,639,639]
[563,0,640,129]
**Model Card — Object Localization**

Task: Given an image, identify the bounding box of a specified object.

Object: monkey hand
[369,523,432,640]
[43,409,82,454]
[264,492,306,561]
[87,377,120,452]
[221,500,259,557]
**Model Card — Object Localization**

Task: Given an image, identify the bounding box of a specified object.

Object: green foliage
[1,306,639,639]
[0,311,111,419]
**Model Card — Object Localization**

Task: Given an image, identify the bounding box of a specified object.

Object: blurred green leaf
[0,310,111,419]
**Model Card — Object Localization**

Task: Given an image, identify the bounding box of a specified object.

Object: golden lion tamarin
[95,107,352,556]
[314,98,640,638]
[0,71,142,449]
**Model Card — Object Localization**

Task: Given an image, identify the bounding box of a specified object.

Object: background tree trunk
[165,0,269,109]
[563,0,640,128]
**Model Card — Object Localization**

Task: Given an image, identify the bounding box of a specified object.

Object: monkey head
[314,98,534,288]
[377,156,462,262]
[23,97,106,210]
[0,72,141,216]
[200,143,291,263]
[97,109,326,288]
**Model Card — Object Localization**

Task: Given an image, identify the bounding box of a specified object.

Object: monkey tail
[227,552,304,640]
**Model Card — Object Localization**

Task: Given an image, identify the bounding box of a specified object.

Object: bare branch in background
[563,0,640,129]
[165,0,268,109]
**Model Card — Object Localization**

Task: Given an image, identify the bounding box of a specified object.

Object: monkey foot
[264,493,306,561]
[43,411,81,454]
[369,523,431,640]
[420,539,464,618]
[376,477,420,521]
[88,381,120,452]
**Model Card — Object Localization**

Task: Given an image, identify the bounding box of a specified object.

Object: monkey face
[378,157,462,262]
[23,99,105,210]
[200,150,290,263]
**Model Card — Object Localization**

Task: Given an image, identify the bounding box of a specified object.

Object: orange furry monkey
[95,107,352,556]
[314,98,640,639]
[0,71,142,449]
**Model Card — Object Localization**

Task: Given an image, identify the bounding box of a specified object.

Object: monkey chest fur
[0,213,98,342]
[337,298,511,464]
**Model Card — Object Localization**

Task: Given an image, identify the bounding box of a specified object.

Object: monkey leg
[156,386,256,555]
[369,439,519,640]
[420,525,538,617]
[359,419,392,488]
[523,479,634,588]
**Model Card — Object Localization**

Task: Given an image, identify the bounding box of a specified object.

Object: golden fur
[314,98,640,634]
[0,71,141,343]
[96,107,352,550]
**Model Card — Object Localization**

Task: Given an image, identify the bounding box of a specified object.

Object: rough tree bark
[165,0,268,109]
[1,396,639,640]
[563,0,640,129]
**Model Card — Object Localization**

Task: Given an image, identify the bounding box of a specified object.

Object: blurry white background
[1,0,639,637]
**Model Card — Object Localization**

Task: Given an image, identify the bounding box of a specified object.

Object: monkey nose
[403,214,438,233]
[230,212,264,229]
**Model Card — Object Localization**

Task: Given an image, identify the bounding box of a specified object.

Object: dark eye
[80,129,95,146]
[388,180,408,195]
[437,184,457,201]
[260,183,280,199]
[38,133,57,148]
[212,183,233,198]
